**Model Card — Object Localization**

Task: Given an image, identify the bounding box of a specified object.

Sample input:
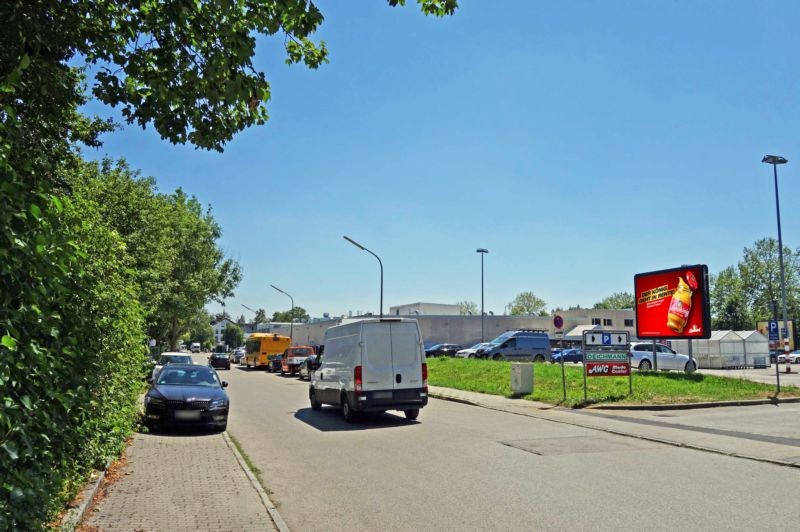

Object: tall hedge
[0,159,146,527]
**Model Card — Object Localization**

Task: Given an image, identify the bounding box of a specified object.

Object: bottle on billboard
[666,271,697,333]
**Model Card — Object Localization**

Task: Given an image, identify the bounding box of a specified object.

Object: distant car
[151,353,193,382]
[144,364,229,432]
[455,343,492,358]
[190,342,201,353]
[298,355,318,380]
[208,352,231,370]
[550,348,584,364]
[268,355,283,373]
[425,344,463,358]
[777,351,800,364]
[230,348,245,364]
[628,342,696,372]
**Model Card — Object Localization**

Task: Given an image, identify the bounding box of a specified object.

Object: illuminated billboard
[634,265,711,339]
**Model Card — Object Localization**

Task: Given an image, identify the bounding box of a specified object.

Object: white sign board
[583,331,629,346]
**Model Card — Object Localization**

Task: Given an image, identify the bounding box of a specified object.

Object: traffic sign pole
[554,315,566,402]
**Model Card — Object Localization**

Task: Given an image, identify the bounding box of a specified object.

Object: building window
[591,318,601,325]
[603,319,613,326]
[624,319,634,327]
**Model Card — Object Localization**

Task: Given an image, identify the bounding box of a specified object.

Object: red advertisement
[585,362,630,377]
[634,265,711,340]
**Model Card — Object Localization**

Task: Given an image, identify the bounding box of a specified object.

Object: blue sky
[83,0,800,319]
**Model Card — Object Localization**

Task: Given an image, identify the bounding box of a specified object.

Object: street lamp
[476,248,488,342]
[762,154,790,388]
[343,236,384,318]
[270,284,294,344]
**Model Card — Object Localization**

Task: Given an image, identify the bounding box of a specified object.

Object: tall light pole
[344,236,383,318]
[763,154,790,387]
[476,248,488,342]
[270,284,294,344]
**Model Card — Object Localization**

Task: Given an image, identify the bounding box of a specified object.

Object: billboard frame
[634,264,711,340]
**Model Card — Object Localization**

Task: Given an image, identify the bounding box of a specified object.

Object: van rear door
[390,321,423,390]
[362,322,395,391]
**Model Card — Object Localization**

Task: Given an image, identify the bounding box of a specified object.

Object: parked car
[298,354,319,380]
[190,342,201,353]
[151,353,193,382]
[425,343,463,358]
[268,354,283,373]
[143,364,229,432]
[310,318,427,422]
[777,351,800,364]
[477,330,550,362]
[208,352,231,370]
[550,348,584,364]
[628,342,697,372]
[455,343,492,358]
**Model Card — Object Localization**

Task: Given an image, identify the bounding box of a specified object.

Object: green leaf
[20,395,32,410]
[1,442,18,461]
[1,335,17,351]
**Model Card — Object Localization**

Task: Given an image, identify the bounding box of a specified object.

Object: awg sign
[585,362,630,376]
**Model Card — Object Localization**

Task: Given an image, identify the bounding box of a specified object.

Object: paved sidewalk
[428,385,800,468]
[82,430,279,531]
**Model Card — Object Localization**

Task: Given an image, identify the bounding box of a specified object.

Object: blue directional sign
[768,320,778,341]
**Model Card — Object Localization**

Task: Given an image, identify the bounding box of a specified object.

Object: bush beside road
[427,358,800,408]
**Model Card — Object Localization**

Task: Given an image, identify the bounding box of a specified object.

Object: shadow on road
[138,424,221,438]
[294,407,418,432]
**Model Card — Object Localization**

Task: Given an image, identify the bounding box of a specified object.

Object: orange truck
[281,345,316,375]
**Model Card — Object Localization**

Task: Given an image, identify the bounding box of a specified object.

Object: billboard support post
[651,339,658,371]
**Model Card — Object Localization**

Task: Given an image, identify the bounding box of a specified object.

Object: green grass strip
[427,357,800,408]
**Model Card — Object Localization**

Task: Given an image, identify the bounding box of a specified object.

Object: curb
[223,432,289,532]
[428,390,800,469]
[589,396,800,410]
[60,466,107,531]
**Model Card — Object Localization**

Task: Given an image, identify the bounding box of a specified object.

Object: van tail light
[354,365,362,393]
[422,363,428,391]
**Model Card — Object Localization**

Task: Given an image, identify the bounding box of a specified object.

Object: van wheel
[492,354,502,361]
[534,355,545,363]
[341,394,357,423]
[310,388,321,410]
[404,409,419,421]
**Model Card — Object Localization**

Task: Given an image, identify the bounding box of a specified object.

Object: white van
[309,318,428,422]
[190,342,201,353]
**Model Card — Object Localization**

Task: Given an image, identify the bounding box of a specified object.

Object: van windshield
[488,332,514,346]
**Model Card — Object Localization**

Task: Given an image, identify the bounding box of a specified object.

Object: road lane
[216,359,799,531]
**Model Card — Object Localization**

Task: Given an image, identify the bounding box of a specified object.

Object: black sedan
[551,348,585,364]
[425,343,463,357]
[208,352,231,370]
[143,364,229,432]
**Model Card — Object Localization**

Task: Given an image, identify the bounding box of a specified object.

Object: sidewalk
[428,385,800,468]
[79,430,282,531]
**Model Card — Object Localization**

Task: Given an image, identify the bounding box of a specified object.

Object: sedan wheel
[639,359,652,371]
[684,361,697,373]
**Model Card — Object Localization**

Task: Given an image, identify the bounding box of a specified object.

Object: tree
[738,238,800,323]
[2,1,458,153]
[223,323,244,349]
[710,267,751,330]
[272,307,310,323]
[253,308,268,324]
[456,300,478,315]
[212,311,232,323]
[506,292,548,316]
[593,292,634,310]
[236,314,246,325]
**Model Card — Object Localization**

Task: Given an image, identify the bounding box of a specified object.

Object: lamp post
[763,154,790,387]
[476,248,488,342]
[270,284,294,344]
[343,236,384,318]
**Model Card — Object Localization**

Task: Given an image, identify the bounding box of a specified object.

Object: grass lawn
[426,357,800,408]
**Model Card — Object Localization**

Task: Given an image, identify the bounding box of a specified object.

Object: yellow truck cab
[245,333,291,370]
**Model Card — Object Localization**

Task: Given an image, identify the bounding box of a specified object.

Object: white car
[455,343,492,358]
[628,342,697,373]
[777,351,800,364]
[151,352,194,381]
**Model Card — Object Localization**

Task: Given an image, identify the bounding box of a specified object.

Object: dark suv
[208,352,231,370]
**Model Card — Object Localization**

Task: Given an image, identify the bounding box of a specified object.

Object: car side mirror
[147,377,153,384]
[222,381,228,388]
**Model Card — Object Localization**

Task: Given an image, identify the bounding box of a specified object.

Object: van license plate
[373,391,392,399]
[175,410,201,420]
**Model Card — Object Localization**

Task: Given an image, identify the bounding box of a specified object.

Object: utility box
[511,363,533,396]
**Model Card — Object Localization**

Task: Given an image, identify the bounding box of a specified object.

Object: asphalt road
[204,356,800,531]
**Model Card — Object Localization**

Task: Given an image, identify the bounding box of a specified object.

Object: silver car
[455,343,492,358]
[628,342,696,372]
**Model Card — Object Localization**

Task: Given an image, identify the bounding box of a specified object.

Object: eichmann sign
[584,352,629,362]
